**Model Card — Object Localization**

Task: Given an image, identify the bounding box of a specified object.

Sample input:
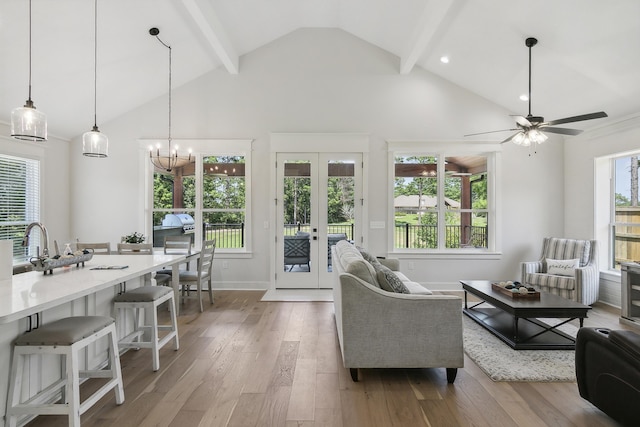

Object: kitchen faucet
[22,222,49,258]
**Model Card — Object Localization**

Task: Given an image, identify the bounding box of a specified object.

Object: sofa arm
[378,258,400,271]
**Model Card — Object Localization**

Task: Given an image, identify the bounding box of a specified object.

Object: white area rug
[463,316,578,382]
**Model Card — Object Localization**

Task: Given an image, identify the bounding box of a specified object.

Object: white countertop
[0,253,186,324]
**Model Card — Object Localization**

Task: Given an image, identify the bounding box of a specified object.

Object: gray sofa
[331,240,464,382]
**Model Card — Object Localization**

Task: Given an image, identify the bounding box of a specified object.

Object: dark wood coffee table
[460,280,591,350]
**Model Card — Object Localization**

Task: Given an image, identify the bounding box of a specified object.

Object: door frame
[269,133,369,290]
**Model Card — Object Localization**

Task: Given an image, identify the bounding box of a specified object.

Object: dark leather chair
[575,327,640,426]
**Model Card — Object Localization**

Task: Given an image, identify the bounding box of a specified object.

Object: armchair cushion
[546,258,579,276]
[544,238,591,267]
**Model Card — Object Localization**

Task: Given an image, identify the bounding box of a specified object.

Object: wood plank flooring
[25,290,631,427]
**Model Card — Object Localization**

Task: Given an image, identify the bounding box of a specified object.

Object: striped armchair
[521,237,599,305]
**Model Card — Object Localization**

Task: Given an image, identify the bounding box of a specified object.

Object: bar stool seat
[5,316,124,427]
[113,286,179,371]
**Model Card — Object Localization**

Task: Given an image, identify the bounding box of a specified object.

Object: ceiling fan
[465,37,608,146]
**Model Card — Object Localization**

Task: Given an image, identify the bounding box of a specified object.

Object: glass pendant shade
[12,0,47,142]
[11,102,47,141]
[82,125,108,157]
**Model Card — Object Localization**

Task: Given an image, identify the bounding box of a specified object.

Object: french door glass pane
[283,160,311,272]
[327,160,355,270]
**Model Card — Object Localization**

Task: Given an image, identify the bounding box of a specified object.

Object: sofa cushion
[358,247,381,266]
[375,264,409,294]
[336,241,379,286]
[403,281,433,295]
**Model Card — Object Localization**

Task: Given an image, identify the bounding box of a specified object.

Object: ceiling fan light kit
[465,36,608,148]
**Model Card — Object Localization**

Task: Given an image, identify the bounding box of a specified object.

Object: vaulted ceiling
[1,0,638,140]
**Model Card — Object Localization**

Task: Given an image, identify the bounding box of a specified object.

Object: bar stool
[5,316,124,427]
[113,286,179,371]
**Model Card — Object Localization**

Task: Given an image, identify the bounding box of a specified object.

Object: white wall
[0,122,71,252]
[68,28,565,290]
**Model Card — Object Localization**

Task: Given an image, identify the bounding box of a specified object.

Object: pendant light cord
[527,42,532,117]
[27,0,33,103]
[153,34,172,150]
[93,0,98,128]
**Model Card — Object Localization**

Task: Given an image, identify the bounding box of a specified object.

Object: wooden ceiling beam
[400,0,461,75]
[181,0,239,74]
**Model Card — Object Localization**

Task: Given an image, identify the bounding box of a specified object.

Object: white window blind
[0,154,40,263]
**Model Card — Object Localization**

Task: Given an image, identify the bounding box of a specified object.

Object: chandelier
[11,0,47,142]
[148,27,192,172]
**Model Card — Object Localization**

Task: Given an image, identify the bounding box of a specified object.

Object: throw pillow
[546,258,579,276]
[374,264,410,294]
[357,247,381,266]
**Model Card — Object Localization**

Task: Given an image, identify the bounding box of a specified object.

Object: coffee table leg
[514,316,519,342]
[464,290,468,309]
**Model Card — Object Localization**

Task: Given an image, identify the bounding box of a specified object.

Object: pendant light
[82,0,108,157]
[11,0,47,142]
[148,27,192,173]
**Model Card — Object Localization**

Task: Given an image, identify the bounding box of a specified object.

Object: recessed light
[519,94,529,101]
[440,56,450,64]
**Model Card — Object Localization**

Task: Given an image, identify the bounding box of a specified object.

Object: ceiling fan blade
[545,111,608,126]
[541,127,583,136]
[501,132,521,144]
[514,116,532,127]
[464,129,518,137]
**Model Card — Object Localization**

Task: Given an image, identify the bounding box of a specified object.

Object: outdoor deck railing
[201,222,487,249]
[393,224,488,249]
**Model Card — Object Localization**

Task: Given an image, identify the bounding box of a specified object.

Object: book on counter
[90,265,129,270]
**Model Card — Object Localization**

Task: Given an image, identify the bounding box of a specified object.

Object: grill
[162,214,195,232]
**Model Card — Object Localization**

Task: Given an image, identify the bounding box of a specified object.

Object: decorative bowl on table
[30,249,94,275]
[491,281,541,299]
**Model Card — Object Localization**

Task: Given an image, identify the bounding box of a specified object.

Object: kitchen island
[0,253,187,421]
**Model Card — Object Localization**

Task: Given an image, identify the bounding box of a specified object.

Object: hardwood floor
[26,290,632,427]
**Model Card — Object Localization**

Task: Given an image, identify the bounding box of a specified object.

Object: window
[391,151,492,252]
[611,154,640,269]
[202,156,246,249]
[149,139,251,251]
[0,154,40,263]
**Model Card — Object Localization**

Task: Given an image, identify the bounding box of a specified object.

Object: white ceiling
[1,0,638,140]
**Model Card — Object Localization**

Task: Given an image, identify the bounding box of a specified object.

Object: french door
[275,152,362,288]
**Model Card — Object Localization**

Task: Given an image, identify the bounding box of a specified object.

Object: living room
[1,1,639,425]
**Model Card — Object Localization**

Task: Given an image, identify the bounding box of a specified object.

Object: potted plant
[121,232,145,244]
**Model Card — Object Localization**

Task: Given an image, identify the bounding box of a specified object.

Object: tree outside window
[393,154,488,250]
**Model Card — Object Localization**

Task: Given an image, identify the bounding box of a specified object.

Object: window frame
[143,139,252,254]
[0,152,41,264]
[609,152,640,270]
[387,141,500,257]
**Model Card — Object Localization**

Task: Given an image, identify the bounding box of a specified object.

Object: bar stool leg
[67,349,81,426]
[151,302,160,371]
[108,325,125,404]
[169,294,179,351]
[5,348,25,427]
